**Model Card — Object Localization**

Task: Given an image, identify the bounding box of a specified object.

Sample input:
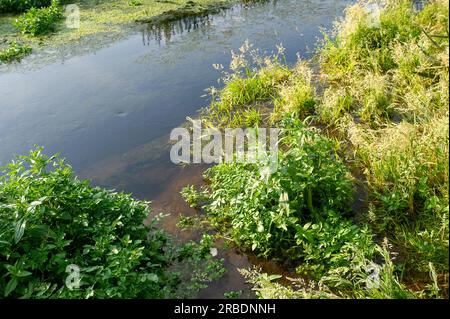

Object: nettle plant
[0,148,222,298]
[183,119,374,278]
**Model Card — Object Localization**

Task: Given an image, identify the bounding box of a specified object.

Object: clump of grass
[320,0,421,75]
[355,118,448,223]
[318,0,448,128]
[128,0,142,7]
[351,116,449,274]
[0,40,31,63]
[204,41,292,128]
[317,0,449,296]
[219,75,274,108]
[272,61,316,121]
[317,86,353,126]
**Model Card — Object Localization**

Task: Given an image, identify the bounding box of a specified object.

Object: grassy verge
[183,0,449,298]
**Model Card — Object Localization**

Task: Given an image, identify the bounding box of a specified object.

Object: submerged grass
[188,0,449,299]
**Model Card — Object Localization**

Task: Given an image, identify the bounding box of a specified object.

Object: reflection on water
[142,15,215,46]
[0,0,355,297]
[412,0,428,11]
[139,1,281,47]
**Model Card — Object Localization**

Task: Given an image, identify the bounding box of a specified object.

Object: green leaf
[17,270,32,277]
[14,219,26,244]
[267,274,282,281]
[27,200,42,213]
[4,278,18,297]
[147,273,159,283]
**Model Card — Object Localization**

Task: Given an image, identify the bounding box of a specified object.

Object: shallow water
[0,0,353,298]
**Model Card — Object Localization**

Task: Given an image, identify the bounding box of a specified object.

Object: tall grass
[317,0,449,294]
[193,0,449,299]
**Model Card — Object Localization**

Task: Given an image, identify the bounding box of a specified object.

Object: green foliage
[309,0,449,295]
[295,212,375,279]
[0,147,223,298]
[181,185,207,209]
[0,41,31,63]
[224,290,243,299]
[203,42,292,128]
[186,120,356,271]
[320,1,421,74]
[14,0,62,36]
[242,239,416,299]
[316,0,449,296]
[128,0,142,7]
[272,62,316,121]
[318,0,449,127]
[206,70,285,128]
[191,0,449,298]
[357,119,449,231]
[0,0,51,13]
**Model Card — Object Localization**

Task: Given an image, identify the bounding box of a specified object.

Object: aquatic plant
[317,0,449,293]
[0,40,31,63]
[0,147,223,298]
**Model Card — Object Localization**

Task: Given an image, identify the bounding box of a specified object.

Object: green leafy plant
[14,0,62,36]
[185,119,355,267]
[241,239,416,299]
[295,211,375,279]
[0,41,31,63]
[317,0,449,291]
[224,290,243,299]
[189,0,449,299]
[128,0,142,7]
[0,147,223,298]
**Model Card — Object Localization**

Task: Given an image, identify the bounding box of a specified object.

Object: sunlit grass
[195,0,449,299]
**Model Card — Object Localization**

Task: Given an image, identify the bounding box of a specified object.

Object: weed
[14,0,62,36]
[0,40,31,63]
[0,147,223,298]
[185,120,355,268]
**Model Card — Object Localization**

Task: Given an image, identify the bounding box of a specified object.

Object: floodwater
[0,0,353,298]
